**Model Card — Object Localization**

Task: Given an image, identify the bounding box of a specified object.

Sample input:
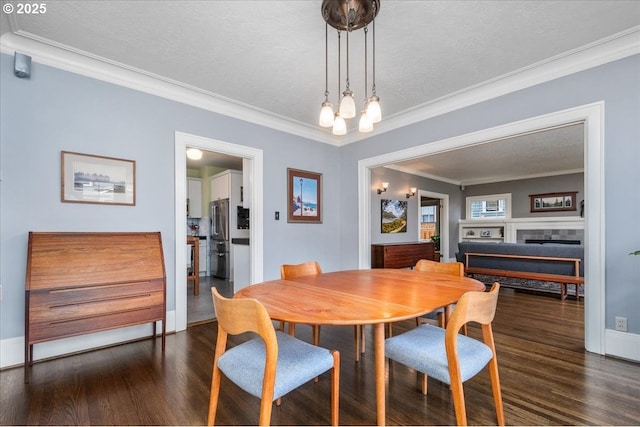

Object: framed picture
[529,191,577,213]
[61,151,136,206]
[381,199,408,233]
[287,168,322,223]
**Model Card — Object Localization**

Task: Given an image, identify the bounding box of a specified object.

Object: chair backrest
[446,282,500,338]
[212,287,277,347]
[415,259,464,277]
[280,261,323,279]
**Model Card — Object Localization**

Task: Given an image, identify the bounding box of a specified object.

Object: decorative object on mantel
[381,199,407,233]
[529,191,577,213]
[318,0,382,134]
[61,151,135,206]
[287,168,322,223]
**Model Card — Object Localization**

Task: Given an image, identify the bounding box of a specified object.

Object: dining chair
[385,283,504,426]
[208,288,340,426]
[414,259,465,329]
[281,261,366,361]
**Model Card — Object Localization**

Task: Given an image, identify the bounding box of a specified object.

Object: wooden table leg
[374,323,386,426]
[444,304,452,326]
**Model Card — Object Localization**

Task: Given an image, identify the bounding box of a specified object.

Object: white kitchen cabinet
[210,172,230,201]
[232,242,250,291]
[199,240,207,276]
[187,178,202,218]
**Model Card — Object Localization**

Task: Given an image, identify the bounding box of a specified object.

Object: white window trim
[466,193,512,220]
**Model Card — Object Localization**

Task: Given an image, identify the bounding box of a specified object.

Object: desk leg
[374,323,386,426]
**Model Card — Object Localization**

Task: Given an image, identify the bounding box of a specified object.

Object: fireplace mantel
[459,217,584,244]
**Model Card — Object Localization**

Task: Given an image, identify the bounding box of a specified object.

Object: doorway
[418,190,449,260]
[175,132,264,333]
[357,103,605,355]
[185,149,244,325]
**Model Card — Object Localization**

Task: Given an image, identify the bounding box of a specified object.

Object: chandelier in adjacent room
[318,0,381,135]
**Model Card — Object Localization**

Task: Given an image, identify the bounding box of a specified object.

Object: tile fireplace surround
[506,217,584,244]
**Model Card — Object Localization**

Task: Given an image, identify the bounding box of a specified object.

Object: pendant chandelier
[318,0,381,135]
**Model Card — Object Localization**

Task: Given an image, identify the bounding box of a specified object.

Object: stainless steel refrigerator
[210,199,230,279]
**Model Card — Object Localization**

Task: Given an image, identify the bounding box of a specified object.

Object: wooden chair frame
[208,288,340,426]
[443,283,504,426]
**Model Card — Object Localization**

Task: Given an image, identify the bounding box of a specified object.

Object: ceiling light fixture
[320,0,381,135]
[186,148,203,160]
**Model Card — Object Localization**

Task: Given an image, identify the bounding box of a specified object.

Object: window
[466,193,511,219]
[421,205,436,223]
[420,204,438,240]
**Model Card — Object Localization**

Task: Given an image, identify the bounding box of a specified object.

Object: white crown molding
[1,26,638,147]
[385,163,584,186]
[0,32,338,146]
[342,26,640,145]
[385,164,461,186]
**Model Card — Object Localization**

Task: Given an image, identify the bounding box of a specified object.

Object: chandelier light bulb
[366,96,382,123]
[332,113,347,135]
[339,90,356,119]
[358,109,373,133]
[319,101,335,127]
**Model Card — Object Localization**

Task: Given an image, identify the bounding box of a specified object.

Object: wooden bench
[25,232,166,382]
[464,252,584,300]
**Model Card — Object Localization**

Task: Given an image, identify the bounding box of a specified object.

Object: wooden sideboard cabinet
[24,232,166,382]
[371,242,436,269]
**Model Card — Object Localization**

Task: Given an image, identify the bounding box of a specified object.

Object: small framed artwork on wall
[287,168,322,223]
[61,151,135,206]
[529,191,577,213]
[381,199,408,233]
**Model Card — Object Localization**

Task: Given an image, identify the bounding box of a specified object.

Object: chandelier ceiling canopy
[319,0,382,135]
[321,0,379,31]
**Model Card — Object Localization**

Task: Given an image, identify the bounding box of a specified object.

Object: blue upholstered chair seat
[385,324,493,384]
[218,330,335,401]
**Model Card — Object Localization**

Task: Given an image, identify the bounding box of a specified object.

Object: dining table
[235,268,486,426]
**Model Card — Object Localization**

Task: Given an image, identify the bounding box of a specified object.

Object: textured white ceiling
[3,1,639,183]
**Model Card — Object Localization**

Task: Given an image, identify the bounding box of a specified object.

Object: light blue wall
[0,54,341,340]
[340,55,640,333]
[1,52,639,342]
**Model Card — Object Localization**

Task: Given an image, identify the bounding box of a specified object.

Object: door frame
[417,190,449,260]
[174,132,264,332]
[358,102,605,355]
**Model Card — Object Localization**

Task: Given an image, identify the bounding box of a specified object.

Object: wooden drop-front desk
[24,232,166,382]
[371,241,436,269]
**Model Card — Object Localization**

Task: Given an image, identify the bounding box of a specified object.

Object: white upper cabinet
[210,172,231,201]
[187,178,202,218]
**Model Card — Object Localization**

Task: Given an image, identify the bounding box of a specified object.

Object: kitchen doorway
[186,149,245,325]
[175,132,264,333]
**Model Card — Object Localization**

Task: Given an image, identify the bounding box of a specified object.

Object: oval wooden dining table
[235,268,485,426]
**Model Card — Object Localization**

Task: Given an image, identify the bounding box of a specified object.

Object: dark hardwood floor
[2,288,639,425]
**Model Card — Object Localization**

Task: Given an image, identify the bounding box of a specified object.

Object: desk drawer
[28,304,164,343]
[27,281,164,343]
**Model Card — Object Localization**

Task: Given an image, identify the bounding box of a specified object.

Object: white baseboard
[0,310,176,369]
[605,328,640,362]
